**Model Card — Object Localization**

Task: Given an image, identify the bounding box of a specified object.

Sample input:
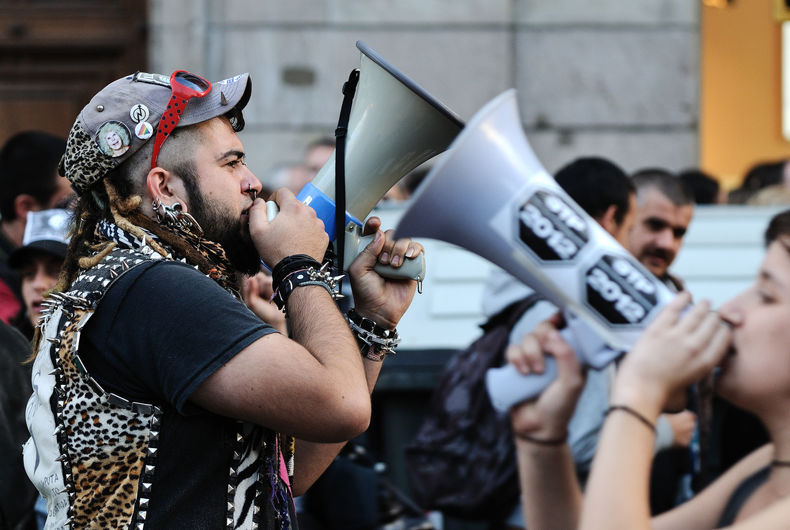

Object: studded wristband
[271,263,344,313]
[345,308,400,361]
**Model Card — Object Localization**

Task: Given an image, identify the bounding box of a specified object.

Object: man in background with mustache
[628,169,694,291]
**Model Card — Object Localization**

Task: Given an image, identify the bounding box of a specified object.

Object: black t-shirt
[82,260,276,412]
[79,260,286,528]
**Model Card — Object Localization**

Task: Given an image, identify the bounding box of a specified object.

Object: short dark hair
[554,157,635,225]
[679,169,720,205]
[743,160,785,192]
[0,131,66,221]
[631,167,693,207]
[307,136,336,151]
[765,208,790,247]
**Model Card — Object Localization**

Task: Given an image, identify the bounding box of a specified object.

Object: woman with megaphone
[509,208,790,529]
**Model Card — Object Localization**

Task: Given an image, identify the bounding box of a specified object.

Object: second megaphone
[395,89,676,411]
[265,41,464,281]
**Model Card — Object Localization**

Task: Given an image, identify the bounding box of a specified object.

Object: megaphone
[395,89,675,410]
[266,41,464,282]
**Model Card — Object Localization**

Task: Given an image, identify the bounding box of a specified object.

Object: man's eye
[646,220,666,232]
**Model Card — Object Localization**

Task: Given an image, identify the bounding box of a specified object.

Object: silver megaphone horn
[266,41,464,283]
[395,89,676,411]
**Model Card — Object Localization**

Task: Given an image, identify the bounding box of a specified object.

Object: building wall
[148,0,700,185]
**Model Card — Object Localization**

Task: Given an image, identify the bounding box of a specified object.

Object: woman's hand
[509,313,586,441]
[242,272,287,334]
[613,291,732,418]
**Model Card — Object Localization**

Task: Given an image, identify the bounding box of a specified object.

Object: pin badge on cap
[135,121,154,140]
[95,121,132,158]
[129,103,150,123]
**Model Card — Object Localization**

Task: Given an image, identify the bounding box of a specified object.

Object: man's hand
[664,410,697,448]
[247,188,328,267]
[348,216,423,330]
[508,314,586,441]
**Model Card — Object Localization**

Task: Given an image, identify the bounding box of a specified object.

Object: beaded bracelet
[345,308,400,361]
[271,262,344,313]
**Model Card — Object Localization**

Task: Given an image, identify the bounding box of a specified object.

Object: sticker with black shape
[517,190,589,262]
[584,254,658,326]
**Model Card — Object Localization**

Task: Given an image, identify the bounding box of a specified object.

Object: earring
[152,198,203,234]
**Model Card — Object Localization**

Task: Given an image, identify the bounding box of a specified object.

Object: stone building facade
[148,0,699,184]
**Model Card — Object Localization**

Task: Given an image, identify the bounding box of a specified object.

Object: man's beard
[187,188,261,276]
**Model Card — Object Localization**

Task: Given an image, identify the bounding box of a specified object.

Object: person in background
[304,136,335,181]
[0,319,38,530]
[628,169,698,511]
[728,159,789,205]
[381,167,429,204]
[8,209,70,339]
[679,169,725,205]
[0,131,72,326]
[629,168,694,290]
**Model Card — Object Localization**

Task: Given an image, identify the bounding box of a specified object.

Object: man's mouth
[645,248,673,263]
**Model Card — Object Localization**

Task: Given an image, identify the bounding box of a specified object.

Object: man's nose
[242,174,263,196]
[655,228,675,249]
[32,270,51,291]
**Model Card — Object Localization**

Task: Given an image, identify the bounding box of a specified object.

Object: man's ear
[145,167,189,211]
[599,204,619,236]
[13,194,41,220]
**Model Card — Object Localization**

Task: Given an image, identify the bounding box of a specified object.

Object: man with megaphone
[22,67,424,529]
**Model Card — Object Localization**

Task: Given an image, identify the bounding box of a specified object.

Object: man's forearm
[292,357,385,496]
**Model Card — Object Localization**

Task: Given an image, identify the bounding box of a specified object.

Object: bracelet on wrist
[514,432,567,446]
[345,308,400,361]
[604,405,656,433]
[271,254,321,288]
[271,262,344,313]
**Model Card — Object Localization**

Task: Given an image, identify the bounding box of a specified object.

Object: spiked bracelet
[271,254,322,289]
[346,308,400,361]
[271,263,344,312]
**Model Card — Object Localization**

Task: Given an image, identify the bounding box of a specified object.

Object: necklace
[771,459,790,467]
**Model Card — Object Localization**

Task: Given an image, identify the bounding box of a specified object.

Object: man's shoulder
[103,259,223,304]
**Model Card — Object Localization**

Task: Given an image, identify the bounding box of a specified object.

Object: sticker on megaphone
[485,179,675,412]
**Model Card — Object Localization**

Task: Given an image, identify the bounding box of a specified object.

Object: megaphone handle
[352,233,426,282]
[266,200,280,221]
[485,327,580,413]
[485,359,558,413]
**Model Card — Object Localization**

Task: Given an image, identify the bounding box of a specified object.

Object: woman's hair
[764,208,790,247]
